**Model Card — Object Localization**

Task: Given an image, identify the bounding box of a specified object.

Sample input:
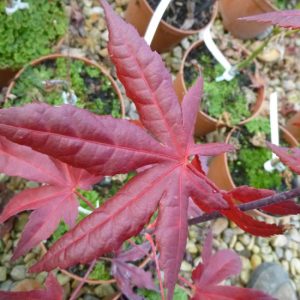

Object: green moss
[244,117,270,134]
[185,49,252,125]
[0,0,67,69]
[7,58,122,117]
[229,119,289,190]
[51,221,68,242]
[138,285,188,300]
[234,147,282,189]
[274,0,300,9]
[89,261,111,280]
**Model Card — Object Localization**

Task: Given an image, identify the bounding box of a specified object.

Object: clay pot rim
[223,125,299,189]
[178,39,265,127]
[4,53,126,118]
[142,0,219,35]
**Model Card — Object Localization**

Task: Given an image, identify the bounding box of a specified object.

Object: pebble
[234,242,245,252]
[290,228,300,243]
[285,249,293,261]
[10,265,26,281]
[275,247,284,259]
[272,235,288,247]
[0,267,7,282]
[252,245,260,254]
[283,80,296,91]
[0,280,13,291]
[94,284,115,297]
[180,261,193,272]
[261,245,272,255]
[212,218,228,235]
[186,241,198,254]
[223,228,234,244]
[57,273,71,286]
[282,260,290,272]
[251,254,262,269]
[291,258,300,275]
[173,46,182,59]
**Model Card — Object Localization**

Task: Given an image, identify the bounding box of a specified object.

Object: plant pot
[0,0,67,88]
[207,125,298,191]
[286,111,300,142]
[4,54,125,118]
[218,0,276,39]
[125,0,218,53]
[173,40,265,137]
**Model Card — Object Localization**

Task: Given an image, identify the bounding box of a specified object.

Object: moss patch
[184,46,256,125]
[228,118,293,190]
[7,57,122,117]
[0,0,67,69]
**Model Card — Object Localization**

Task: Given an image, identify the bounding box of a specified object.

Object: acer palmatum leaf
[240,10,300,29]
[267,143,300,174]
[0,137,101,259]
[0,273,63,300]
[112,242,156,300]
[0,1,286,298]
[229,186,300,215]
[191,232,275,300]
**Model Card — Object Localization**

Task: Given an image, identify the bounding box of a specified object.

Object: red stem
[145,233,165,300]
[69,259,97,300]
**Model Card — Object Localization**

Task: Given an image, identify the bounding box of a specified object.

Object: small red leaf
[240,10,300,29]
[267,143,300,174]
[229,186,300,216]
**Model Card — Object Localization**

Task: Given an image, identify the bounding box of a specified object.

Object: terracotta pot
[207,126,298,191]
[286,111,300,142]
[4,53,125,118]
[218,0,277,39]
[173,40,265,137]
[125,0,218,53]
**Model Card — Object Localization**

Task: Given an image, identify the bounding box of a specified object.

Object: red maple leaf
[240,10,300,29]
[112,242,156,300]
[191,231,275,300]
[0,136,101,259]
[267,143,300,174]
[0,1,287,298]
[228,185,300,216]
[0,273,63,300]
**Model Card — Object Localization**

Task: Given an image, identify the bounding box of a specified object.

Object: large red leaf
[0,104,173,175]
[30,164,175,272]
[191,233,274,300]
[101,0,186,154]
[0,273,63,300]
[0,1,295,299]
[240,10,300,29]
[0,138,100,259]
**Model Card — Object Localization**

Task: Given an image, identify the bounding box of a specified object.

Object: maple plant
[1,2,300,299]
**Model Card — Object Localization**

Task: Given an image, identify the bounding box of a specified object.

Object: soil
[147,0,216,30]
[5,57,122,118]
[228,123,296,191]
[184,44,257,125]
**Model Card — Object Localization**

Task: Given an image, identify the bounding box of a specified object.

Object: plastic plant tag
[144,0,172,45]
[199,26,236,82]
[264,92,286,172]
